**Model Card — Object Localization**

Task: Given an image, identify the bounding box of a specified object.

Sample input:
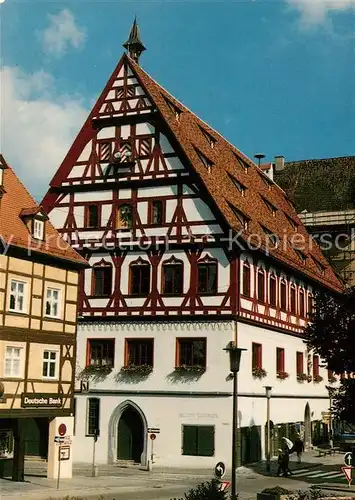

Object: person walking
[292,435,305,464]
[277,447,292,477]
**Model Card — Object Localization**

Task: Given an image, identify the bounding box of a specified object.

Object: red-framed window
[148,200,165,225]
[252,343,262,370]
[242,262,251,297]
[276,347,285,374]
[163,260,183,295]
[129,260,151,296]
[313,355,320,378]
[86,339,115,367]
[257,269,265,302]
[307,293,314,316]
[176,338,207,369]
[197,261,217,294]
[299,289,305,317]
[280,280,287,310]
[269,274,277,307]
[296,351,304,375]
[92,263,112,297]
[125,338,154,367]
[85,204,101,228]
[290,284,296,314]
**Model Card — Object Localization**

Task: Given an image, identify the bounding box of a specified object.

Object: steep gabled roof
[275,156,355,213]
[42,54,343,292]
[129,57,343,293]
[0,155,87,266]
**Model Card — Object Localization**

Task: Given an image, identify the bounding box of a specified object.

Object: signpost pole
[92,429,98,477]
[57,445,61,490]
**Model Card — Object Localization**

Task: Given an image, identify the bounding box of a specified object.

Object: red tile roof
[0,155,87,266]
[129,57,343,293]
[42,54,344,293]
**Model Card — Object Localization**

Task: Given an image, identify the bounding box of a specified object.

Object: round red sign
[58,424,67,436]
[150,433,156,440]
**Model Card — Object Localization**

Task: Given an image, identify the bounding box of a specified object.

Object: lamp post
[224,343,246,500]
[328,388,333,448]
[264,386,273,473]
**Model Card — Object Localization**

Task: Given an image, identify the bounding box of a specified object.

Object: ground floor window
[182,425,214,457]
[87,398,100,436]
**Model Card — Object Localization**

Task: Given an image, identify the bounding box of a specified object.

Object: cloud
[0,65,89,200]
[286,0,355,24]
[40,9,86,57]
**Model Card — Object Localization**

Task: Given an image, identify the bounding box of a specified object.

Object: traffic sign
[147,428,160,433]
[58,423,67,436]
[219,481,231,492]
[54,436,64,443]
[344,452,353,467]
[150,433,156,440]
[341,466,353,486]
[214,461,226,479]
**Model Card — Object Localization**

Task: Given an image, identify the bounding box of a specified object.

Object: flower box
[78,364,113,381]
[277,371,289,380]
[252,367,267,379]
[328,376,337,384]
[297,373,308,382]
[120,364,153,376]
[174,365,206,374]
[313,374,324,383]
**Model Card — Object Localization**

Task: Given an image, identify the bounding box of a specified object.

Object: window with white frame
[33,219,44,240]
[45,288,60,318]
[42,350,58,379]
[4,346,23,377]
[9,280,26,313]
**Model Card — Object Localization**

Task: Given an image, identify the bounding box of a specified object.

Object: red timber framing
[41,51,341,329]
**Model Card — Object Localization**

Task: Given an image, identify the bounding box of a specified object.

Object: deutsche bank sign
[21,393,63,408]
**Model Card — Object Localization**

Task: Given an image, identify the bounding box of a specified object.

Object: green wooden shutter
[182,425,197,455]
[197,426,214,456]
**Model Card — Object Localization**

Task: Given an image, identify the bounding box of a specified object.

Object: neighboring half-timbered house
[0,155,87,480]
[42,22,344,468]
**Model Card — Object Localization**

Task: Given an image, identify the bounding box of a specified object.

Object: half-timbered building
[0,155,87,480]
[42,21,344,468]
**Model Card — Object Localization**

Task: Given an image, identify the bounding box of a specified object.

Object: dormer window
[20,207,48,240]
[33,219,45,240]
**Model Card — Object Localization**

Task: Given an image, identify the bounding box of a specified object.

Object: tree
[305,288,355,423]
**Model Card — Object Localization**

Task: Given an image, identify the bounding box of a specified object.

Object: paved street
[0,451,354,500]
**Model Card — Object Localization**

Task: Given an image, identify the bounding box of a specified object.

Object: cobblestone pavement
[0,451,353,500]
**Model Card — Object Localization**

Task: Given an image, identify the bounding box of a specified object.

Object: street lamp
[328,388,333,448]
[224,343,246,500]
[264,386,273,473]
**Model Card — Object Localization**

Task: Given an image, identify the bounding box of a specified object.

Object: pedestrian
[277,447,292,477]
[292,435,304,464]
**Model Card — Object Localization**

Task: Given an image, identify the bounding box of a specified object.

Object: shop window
[182,425,214,457]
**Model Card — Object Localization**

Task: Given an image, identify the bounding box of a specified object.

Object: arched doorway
[304,403,311,450]
[117,406,144,462]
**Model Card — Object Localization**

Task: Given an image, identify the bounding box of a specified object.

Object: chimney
[274,156,285,172]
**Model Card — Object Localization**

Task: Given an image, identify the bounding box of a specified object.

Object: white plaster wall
[73,319,332,467]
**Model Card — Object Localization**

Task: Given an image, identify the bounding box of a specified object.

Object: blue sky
[1,0,354,199]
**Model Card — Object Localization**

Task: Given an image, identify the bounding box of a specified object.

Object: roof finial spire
[123,17,146,64]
